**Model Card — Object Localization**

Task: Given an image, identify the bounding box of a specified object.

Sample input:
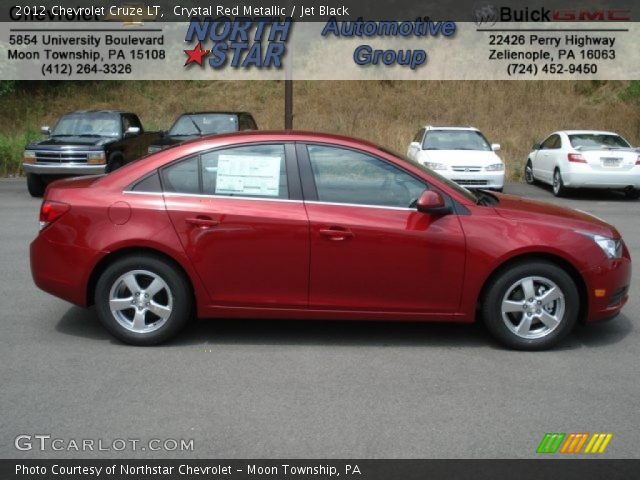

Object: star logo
[184,42,210,66]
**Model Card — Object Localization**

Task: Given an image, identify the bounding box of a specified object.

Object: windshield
[569,134,630,149]
[423,130,491,151]
[377,146,480,204]
[169,114,239,136]
[52,113,121,138]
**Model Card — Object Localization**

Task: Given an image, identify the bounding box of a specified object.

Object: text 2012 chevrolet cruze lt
[30,131,631,350]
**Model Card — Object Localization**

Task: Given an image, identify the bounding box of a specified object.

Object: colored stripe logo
[537,433,613,454]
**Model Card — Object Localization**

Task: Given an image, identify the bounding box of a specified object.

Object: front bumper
[23,163,106,176]
[440,170,505,190]
[582,255,632,322]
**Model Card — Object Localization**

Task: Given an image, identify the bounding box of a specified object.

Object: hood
[417,150,501,166]
[494,194,619,238]
[28,136,112,149]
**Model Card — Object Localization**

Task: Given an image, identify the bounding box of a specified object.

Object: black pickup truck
[147,111,258,154]
[23,110,161,196]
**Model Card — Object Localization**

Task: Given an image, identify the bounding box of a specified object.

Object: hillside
[1,80,639,180]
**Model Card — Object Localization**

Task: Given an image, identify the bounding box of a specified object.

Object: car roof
[174,130,383,150]
[65,110,127,115]
[423,126,480,131]
[178,111,253,116]
[556,130,621,136]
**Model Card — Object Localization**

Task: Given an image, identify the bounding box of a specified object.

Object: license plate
[601,157,622,167]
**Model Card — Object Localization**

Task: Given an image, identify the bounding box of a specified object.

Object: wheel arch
[476,252,588,323]
[86,246,196,307]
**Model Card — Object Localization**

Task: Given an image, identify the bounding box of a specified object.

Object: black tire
[482,261,579,351]
[524,160,536,185]
[552,168,567,197]
[624,189,640,200]
[94,254,192,345]
[26,173,45,197]
[105,155,123,174]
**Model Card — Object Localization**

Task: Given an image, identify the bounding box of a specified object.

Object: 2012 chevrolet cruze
[30,132,631,349]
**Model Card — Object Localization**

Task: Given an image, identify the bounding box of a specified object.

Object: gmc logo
[553,9,631,21]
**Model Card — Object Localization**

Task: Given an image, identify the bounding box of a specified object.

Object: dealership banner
[4,459,640,479]
[1,0,639,80]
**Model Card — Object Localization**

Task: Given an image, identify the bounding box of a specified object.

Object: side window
[127,114,142,130]
[413,128,425,143]
[131,171,162,192]
[247,117,258,130]
[162,156,199,194]
[201,144,288,199]
[307,145,426,208]
[541,134,560,149]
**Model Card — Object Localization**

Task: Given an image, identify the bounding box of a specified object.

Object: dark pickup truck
[23,110,161,196]
[147,111,258,154]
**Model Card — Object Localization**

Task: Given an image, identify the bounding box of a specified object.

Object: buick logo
[474,3,498,26]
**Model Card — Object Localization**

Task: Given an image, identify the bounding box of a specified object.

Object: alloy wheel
[108,269,173,334]
[501,276,565,339]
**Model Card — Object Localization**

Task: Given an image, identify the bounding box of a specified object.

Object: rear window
[569,134,630,149]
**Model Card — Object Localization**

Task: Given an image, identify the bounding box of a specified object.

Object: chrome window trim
[123,190,416,211]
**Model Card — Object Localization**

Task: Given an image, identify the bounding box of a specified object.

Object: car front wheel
[482,261,579,350]
[524,160,535,185]
[95,255,192,345]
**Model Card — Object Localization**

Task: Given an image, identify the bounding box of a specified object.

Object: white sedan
[407,126,505,191]
[525,130,640,198]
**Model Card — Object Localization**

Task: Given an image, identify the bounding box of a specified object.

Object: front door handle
[185,216,219,229]
[319,227,354,241]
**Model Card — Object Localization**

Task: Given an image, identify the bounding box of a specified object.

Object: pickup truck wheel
[482,261,579,350]
[27,173,45,197]
[105,156,123,174]
[94,255,192,345]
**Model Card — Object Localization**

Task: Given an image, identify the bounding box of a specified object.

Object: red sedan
[30,131,631,349]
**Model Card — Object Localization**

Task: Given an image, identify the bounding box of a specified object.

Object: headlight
[584,233,623,259]
[87,152,106,165]
[23,150,36,164]
[424,161,448,171]
[485,163,504,171]
[148,145,163,154]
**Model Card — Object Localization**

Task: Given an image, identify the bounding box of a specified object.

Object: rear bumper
[24,163,106,176]
[440,170,505,189]
[30,233,104,307]
[582,255,632,322]
[563,168,640,189]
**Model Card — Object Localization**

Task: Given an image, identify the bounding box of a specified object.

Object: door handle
[185,216,219,228]
[319,227,354,241]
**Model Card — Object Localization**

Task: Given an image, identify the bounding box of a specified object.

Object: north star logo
[183,17,293,69]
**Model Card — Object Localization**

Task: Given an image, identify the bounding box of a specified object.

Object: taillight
[39,200,70,231]
[568,153,587,163]
[636,155,640,165]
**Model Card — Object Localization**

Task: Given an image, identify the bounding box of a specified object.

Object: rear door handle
[185,216,219,228]
[319,227,354,241]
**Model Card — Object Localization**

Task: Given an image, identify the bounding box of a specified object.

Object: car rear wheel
[95,255,192,345]
[524,161,535,185]
[552,169,566,197]
[27,173,45,197]
[482,261,579,350]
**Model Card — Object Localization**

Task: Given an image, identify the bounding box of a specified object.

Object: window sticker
[215,154,282,197]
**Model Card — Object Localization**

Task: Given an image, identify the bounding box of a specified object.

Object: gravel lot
[1,178,638,459]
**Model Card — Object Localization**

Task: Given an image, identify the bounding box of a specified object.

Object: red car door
[162,143,309,308]
[300,143,466,313]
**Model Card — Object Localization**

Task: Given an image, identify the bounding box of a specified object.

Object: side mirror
[41,126,50,135]
[491,143,501,151]
[410,141,420,148]
[416,190,452,215]
[532,143,541,150]
[124,126,140,137]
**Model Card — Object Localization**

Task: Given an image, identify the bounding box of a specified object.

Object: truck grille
[452,166,482,172]
[35,151,88,163]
